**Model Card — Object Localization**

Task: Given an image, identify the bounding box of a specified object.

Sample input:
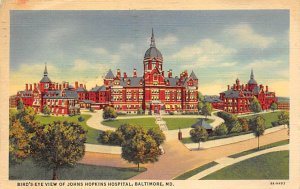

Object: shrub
[230,121,243,133]
[137,108,144,115]
[238,118,249,132]
[214,123,228,136]
[89,107,95,112]
[168,112,174,115]
[98,130,114,144]
[103,107,117,119]
[78,116,85,122]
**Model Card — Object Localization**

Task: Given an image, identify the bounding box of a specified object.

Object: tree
[214,123,228,136]
[42,105,51,116]
[250,96,262,113]
[198,92,204,102]
[201,102,213,118]
[278,111,289,127]
[270,102,278,112]
[9,109,31,163]
[238,118,249,132]
[137,108,143,115]
[30,121,87,180]
[103,106,117,119]
[252,115,265,150]
[197,101,204,113]
[17,98,24,110]
[190,126,208,150]
[230,121,243,133]
[121,125,162,171]
[147,128,166,146]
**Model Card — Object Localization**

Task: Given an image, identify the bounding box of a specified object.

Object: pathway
[187,144,288,180]
[130,129,288,180]
[82,110,116,131]
[237,110,281,118]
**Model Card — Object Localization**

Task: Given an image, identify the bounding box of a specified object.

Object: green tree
[9,109,31,163]
[250,96,262,113]
[103,106,117,119]
[238,118,249,132]
[230,121,243,133]
[121,125,162,171]
[147,128,166,146]
[137,108,143,115]
[198,92,204,102]
[278,111,289,127]
[197,101,204,113]
[201,102,213,118]
[42,105,51,116]
[17,99,24,110]
[270,102,278,112]
[252,115,265,150]
[30,121,87,180]
[98,130,114,144]
[190,126,208,150]
[214,123,228,136]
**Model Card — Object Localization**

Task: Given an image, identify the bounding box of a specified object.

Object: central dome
[144,47,163,59]
[144,29,163,60]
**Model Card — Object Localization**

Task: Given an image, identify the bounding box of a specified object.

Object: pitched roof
[40,76,51,83]
[165,77,179,87]
[119,77,144,87]
[192,119,213,130]
[223,89,240,98]
[90,85,106,92]
[105,69,115,79]
[189,71,198,80]
[76,87,87,92]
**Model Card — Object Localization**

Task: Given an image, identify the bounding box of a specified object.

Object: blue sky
[10,10,289,96]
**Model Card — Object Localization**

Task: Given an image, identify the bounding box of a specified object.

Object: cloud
[224,24,276,49]
[245,59,285,70]
[157,34,178,47]
[9,60,111,95]
[170,39,237,69]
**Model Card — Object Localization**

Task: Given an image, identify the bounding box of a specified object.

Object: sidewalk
[85,143,121,154]
[82,110,116,131]
[187,144,288,180]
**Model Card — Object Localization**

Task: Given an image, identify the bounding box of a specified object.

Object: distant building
[16,65,81,115]
[277,97,289,111]
[203,95,224,110]
[217,70,277,114]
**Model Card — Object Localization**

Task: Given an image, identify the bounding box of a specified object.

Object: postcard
[0,0,299,189]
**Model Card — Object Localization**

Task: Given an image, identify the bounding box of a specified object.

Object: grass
[101,118,157,130]
[229,139,289,158]
[10,158,145,180]
[201,151,289,180]
[36,114,100,144]
[164,118,214,130]
[173,162,218,180]
[241,111,283,129]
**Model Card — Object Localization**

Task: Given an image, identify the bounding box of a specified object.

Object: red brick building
[87,30,199,114]
[215,70,277,114]
[16,65,81,115]
[13,30,199,115]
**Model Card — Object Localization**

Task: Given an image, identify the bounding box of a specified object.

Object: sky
[10,10,289,96]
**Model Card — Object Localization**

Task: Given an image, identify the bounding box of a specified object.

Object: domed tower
[247,69,258,91]
[143,29,163,73]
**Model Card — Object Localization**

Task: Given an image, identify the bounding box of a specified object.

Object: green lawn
[241,111,283,129]
[164,118,214,130]
[173,162,218,180]
[10,158,145,180]
[201,151,289,180]
[229,139,289,158]
[101,118,157,130]
[36,114,100,144]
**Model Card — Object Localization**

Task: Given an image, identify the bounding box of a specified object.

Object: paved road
[82,110,115,131]
[130,129,288,180]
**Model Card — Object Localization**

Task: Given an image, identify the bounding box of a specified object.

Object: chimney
[168,69,173,78]
[123,72,127,79]
[25,84,28,91]
[242,84,244,91]
[56,83,58,90]
[80,84,83,88]
[30,84,32,91]
[227,85,230,90]
[75,81,79,89]
[59,84,62,90]
[266,85,269,92]
[162,71,164,77]
[245,84,248,91]
[84,84,86,89]
[34,83,37,90]
[133,68,137,77]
